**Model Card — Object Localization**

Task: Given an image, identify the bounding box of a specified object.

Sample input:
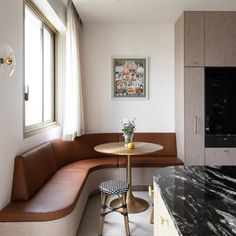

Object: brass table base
[94,145,163,215]
[110,191,149,214]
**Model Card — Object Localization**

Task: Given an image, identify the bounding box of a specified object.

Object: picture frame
[112,56,148,99]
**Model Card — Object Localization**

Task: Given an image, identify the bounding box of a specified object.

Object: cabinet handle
[148,186,154,197]
[160,216,169,225]
[194,116,197,134]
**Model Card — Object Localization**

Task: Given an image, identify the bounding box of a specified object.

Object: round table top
[94,142,163,156]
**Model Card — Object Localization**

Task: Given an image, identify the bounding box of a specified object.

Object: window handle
[24,85,29,101]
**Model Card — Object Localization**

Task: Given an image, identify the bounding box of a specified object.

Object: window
[24,1,57,134]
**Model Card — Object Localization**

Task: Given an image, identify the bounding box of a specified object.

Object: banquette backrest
[51,133,119,168]
[118,132,177,156]
[11,143,57,201]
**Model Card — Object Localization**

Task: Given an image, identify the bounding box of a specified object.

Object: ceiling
[73,0,236,24]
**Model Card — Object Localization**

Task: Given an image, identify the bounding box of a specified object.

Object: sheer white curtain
[63,0,84,140]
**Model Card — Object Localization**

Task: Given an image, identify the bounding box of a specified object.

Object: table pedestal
[110,190,149,213]
[110,154,149,214]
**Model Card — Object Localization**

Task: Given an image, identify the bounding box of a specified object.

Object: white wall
[0,0,66,210]
[82,24,174,133]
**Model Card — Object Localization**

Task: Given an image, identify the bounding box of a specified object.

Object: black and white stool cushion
[99,180,129,195]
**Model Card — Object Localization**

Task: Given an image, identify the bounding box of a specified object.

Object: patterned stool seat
[99,180,129,195]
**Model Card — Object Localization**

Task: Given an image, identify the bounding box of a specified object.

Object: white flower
[121,117,136,135]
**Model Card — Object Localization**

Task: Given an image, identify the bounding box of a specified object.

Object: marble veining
[154,166,236,236]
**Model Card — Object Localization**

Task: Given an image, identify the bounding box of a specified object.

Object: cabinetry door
[185,67,204,165]
[230,148,236,165]
[205,148,231,165]
[205,12,236,66]
[154,184,179,236]
[184,11,204,66]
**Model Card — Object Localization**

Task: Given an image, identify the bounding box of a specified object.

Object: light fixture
[0,45,16,77]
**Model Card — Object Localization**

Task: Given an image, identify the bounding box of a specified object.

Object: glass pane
[25,6,43,127]
[43,27,54,122]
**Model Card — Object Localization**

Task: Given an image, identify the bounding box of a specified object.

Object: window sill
[24,122,60,138]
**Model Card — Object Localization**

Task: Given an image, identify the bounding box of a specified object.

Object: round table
[94,142,163,214]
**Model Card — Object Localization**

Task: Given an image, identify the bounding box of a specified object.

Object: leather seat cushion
[0,157,118,222]
[76,156,119,172]
[1,162,88,222]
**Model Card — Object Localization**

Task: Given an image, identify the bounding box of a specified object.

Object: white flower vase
[124,133,133,147]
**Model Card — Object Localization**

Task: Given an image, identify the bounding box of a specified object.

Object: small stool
[98,180,130,236]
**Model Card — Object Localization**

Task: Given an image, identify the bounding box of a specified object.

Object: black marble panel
[154,166,236,236]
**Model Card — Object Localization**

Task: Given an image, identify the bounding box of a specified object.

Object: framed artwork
[112,56,148,99]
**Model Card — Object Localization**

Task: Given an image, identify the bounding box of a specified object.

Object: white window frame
[24,0,58,136]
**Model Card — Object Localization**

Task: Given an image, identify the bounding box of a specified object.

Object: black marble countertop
[154,166,236,236]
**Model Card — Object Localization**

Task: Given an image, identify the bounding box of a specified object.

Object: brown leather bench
[0,133,183,236]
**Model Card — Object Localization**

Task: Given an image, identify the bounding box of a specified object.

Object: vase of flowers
[121,117,136,147]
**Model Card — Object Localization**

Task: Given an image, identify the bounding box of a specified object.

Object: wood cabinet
[184,12,204,66]
[205,148,231,165]
[178,11,236,67]
[205,148,236,165]
[230,149,236,165]
[185,68,205,165]
[175,11,236,165]
[175,12,205,165]
[205,12,236,66]
[154,184,179,236]
[175,12,204,67]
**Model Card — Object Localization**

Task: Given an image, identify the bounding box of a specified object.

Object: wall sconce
[0,45,16,77]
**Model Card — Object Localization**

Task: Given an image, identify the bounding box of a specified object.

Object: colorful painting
[112,57,148,98]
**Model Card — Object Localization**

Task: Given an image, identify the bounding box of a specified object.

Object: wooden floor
[77,191,154,236]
